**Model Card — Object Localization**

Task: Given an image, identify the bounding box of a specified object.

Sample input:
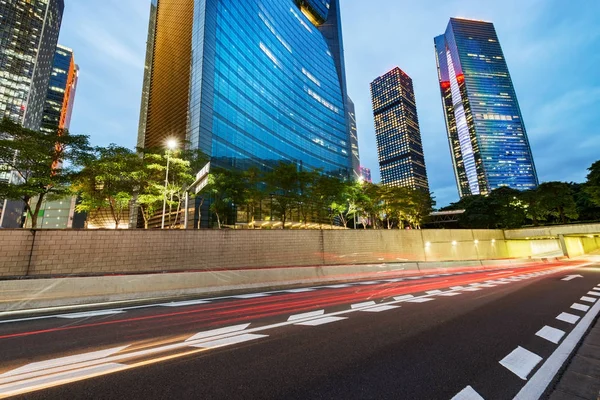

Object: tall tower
[137,0,355,176]
[41,45,79,133]
[0,0,65,228]
[0,0,65,130]
[370,67,430,192]
[435,18,538,198]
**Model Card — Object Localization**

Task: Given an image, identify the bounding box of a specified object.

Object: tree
[536,182,578,224]
[264,162,301,229]
[71,145,142,229]
[0,118,91,228]
[585,160,600,208]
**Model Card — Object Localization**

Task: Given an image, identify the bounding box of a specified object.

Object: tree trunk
[30,193,46,229]
[216,213,221,229]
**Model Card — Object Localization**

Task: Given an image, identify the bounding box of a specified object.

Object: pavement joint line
[514,283,600,399]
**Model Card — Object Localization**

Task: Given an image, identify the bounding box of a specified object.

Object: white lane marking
[287,310,325,321]
[571,303,590,312]
[189,334,268,349]
[580,296,596,303]
[461,288,482,292]
[406,277,421,280]
[475,284,497,288]
[489,271,513,276]
[356,281,380,285]
[451,385,485,400]
[351,301,377,309]
[56,310,124,319]
[282,288,316,293]
[488,281,510,285]
[406,298,435,303]
[587,291,600,297]
[424,275,440,278]
[438,292,462,297]
[230,293,269,299]
[0,363,127,397]
[426,290,443,295]
[360,305,400,313]
[0,346,129,379]
[499,346,543,380]
[186,324,250,342]
[322,284,351,289]
[515,287,600,399]
[469,283,481,286]
[561,274,583,281]
[294,316,347,326]
[393,295,414,301]
[383,278,404,282]
[450,286,466,290]
[535,326,565,344]
[556,312,580,325]
[159,300,210,307]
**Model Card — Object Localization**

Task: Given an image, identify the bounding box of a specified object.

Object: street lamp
[161,139,178,229]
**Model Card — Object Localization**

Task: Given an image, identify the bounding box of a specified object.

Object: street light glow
[166,139,178,150]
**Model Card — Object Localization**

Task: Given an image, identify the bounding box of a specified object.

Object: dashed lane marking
[159,300,211,307]
[438,292,462,297]
[281,288,316,293]
[451,385,485,400]
[580,296,596,303]
[406,298,435,303]
[426,290,443,295]
[556,312,580,325]
[499,346,543,380]
[185,324,251,342]
[189,334,268,349]
[587,291,600,297]
[535,326,565,344]
[461,288,483,292]
[294,316,348,326]
[351,301,377,309]
[393,295,414,301]
[231,293,270,299]
[571,303,590,312]
[287,310,325,322]
[360,305,400,313]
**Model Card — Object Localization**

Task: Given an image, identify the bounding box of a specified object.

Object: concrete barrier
[0,258,556,312]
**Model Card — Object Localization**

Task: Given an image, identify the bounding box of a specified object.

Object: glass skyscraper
[41,45,79,133]
[0,0,64,228]
[370,67,430,192]
[138,0,356,178]
[435,18,538,198]
[0,0,64,130]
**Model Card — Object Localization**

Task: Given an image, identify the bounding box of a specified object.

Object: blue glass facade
[435,18,538,197]
[186,0,352,175]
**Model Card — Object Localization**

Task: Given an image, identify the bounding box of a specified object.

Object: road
[0,259,598,399]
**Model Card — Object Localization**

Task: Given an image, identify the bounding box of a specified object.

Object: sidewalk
[548,316,600,399]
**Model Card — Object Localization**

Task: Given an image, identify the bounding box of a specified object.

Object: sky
[58,0,600,207]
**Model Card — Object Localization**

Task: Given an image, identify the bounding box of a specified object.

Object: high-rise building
[138,0,355,176]
[435,18,538,198]
[41,45,79,133]
[0,0,65,130]
[0,0,65,228]
[370,67,430,192]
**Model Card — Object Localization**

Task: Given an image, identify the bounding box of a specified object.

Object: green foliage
[0,118,91,228]
[585,160,600,208]
[71,145,142,229]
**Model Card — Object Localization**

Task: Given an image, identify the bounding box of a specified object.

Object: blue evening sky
[58,0,600,207]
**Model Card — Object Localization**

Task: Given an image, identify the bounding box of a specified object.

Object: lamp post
[161,139,178,229]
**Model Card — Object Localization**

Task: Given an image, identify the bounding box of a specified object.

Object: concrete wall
[564,236,600,257]
[0,229,572,278]
[504,223,600,240]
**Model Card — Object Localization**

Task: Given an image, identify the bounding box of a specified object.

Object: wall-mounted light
[474,240,479,244]
[452,241,457,246]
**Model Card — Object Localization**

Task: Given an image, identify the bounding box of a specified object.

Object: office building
[41,45,79,133]
[138,0,355,174]
[370,67,430,192]
[138,0,357,227]
[435,18,538,197]
[0,0,65,228]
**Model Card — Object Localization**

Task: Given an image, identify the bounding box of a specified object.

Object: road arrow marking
[562,275,583,281]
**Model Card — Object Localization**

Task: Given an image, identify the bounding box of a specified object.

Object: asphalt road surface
[0,259,599,399]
